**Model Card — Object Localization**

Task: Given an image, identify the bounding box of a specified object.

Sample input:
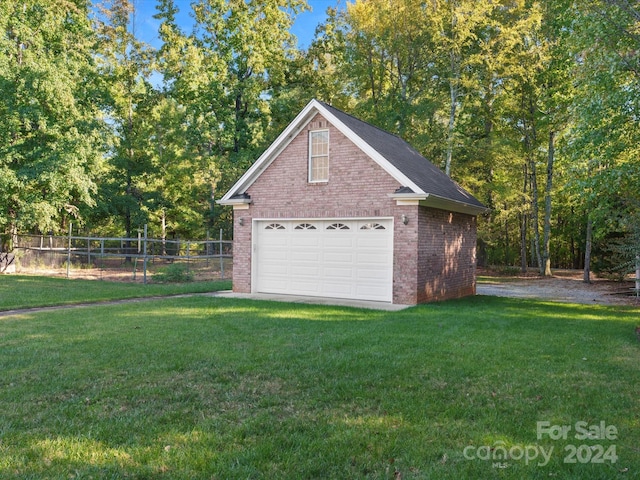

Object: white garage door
[254,219,393,302]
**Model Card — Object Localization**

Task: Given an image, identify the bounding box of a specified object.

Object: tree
[0,0,105,244]
[94,0,158,242]
[567,0,640,281]
[154,0,307,237]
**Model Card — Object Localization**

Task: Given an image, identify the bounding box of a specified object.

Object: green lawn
[0,275,231,311]
[0,285,638,479]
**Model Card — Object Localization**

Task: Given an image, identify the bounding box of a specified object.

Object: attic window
[309,130,329,182]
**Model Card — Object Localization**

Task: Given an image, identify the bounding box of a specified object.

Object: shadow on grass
[1,295,638,479]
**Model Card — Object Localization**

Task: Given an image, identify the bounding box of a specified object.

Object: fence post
[635,254,639,299]
[66,223,72,279]
[219,228,224,280]
[143,224,148,285]
[206,230,210,267]
[101,239,105,280]
[186,240,191,275]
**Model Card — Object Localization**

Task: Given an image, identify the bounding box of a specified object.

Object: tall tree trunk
[10,219,18,252]
[635,254,640,298]
[504,213,510,265]
[368,47,376,104]
[161,208,167,256]
[583,216,592,283]
[445,81,457,176]
[234,91,242,154]
[541,131,555,276]
[529,154,543,273]
[520,164,528,273]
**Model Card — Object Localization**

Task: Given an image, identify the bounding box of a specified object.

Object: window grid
[360,223,386,230]
[309,130,329,182]
[265,223,286,230]
[294,223,317,230]
[327,223,350,230]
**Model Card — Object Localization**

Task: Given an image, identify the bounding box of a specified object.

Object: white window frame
[308,129,329,183]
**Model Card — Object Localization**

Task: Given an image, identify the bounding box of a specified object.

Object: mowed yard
[0,277,638,479]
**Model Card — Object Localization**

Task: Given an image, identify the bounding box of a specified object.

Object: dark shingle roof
[319,102,485,209]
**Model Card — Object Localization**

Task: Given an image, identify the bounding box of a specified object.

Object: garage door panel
[260,261,289,273]
[291,251,320,262]
[356,285,389,298]
[323,252,354,263]
[255,219,392,302]
[323,266,355,278]
[356,252,391,264]
[356,267,388,278]
[324,237,354,248]
[262,235,288,245]
[357,237,391,248]
[291,237,320,247]
[261,250,289,262]
[291,264,321,276]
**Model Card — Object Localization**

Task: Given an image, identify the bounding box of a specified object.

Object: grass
[0,275,231,311]
[0,285,638,479]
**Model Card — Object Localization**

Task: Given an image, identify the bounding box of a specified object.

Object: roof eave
[217,197,252,207]
[389,192,488,216]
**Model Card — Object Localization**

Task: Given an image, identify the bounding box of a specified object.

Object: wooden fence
[12,226,232,283]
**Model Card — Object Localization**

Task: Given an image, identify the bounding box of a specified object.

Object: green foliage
[152,0,308,240]
[152,262,194,283]
[1,0,639,273]
[0,0,105,235]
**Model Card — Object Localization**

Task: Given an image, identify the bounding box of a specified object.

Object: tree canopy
[1,0,638,277]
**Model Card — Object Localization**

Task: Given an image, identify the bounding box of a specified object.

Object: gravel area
[477,270,639,306]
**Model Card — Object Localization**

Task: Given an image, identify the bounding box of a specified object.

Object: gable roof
[219,99,486,215]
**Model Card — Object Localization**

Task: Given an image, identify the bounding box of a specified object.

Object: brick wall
[417,208,477,302]
[230,112,477,304]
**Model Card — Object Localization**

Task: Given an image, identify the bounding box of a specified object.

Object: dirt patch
[12,258,233,284]
[477,269,639,306]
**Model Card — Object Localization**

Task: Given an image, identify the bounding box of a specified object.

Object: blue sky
[128,0,344,50]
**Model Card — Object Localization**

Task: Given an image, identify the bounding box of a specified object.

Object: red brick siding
[230,113,477,304]
[231,209,252,294]
[417,208,477,302]
[392,205,420,305]
[246,114,400,217]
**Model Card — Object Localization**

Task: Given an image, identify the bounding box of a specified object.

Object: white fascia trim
[218,100,322,203]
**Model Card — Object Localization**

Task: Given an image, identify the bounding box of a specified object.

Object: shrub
[153,263,194,283]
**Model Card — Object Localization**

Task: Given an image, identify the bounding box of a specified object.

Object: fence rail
[11,228,232,283]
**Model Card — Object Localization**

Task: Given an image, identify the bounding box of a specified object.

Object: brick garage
[219,100,485,305]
